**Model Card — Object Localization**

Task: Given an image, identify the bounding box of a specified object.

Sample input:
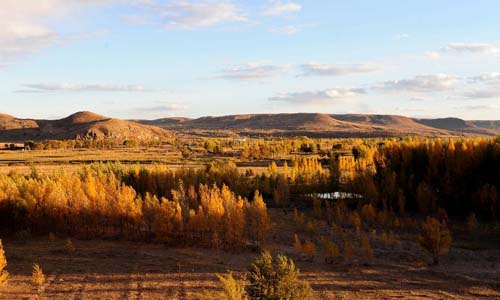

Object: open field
[1,209,499,300]
[0,148,281,175]
[1,137,500,300]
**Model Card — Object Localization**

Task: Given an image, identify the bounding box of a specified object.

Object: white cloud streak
[270,25,304,35]
[442,43,500,54]
[269,88,365,103]
[376,74,459,93]
[142,0,246,29]
[299,63,381,77]
[262,1,301,16]
[214,63,289,80]
[16,83,169,93]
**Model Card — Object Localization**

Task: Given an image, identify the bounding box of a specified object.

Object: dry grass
[0,209,499,300]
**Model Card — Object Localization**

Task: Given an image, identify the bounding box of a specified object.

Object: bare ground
[1,210,499,300]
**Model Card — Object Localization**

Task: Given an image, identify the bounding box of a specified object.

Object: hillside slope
[0,111,172,142]
[141,113,455,137]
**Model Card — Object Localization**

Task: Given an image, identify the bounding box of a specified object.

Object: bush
[322,240,340,264]
[31,263,45,286]
[418,217,452,265]
[198,272,247,300]
[247,251,313,300]
[0,240,8,286]
[65,239,76,255]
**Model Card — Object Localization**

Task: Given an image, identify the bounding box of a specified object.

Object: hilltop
[0,111,172,142]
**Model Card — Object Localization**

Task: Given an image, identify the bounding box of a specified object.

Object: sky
[1,0,500,120]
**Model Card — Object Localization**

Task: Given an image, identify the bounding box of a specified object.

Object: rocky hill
[0,111,172,142]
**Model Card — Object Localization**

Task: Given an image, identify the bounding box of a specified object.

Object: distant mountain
[2,111,499,142]
[137,113,445,137]
[415,117,498,136]
[139,113,500,138]
[0,111,172,142]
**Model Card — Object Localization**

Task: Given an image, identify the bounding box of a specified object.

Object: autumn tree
[0,240,8,286]
[322,240,340,264]
[418,217,452,265]
[247,251,313,300]
[31,263,45,287]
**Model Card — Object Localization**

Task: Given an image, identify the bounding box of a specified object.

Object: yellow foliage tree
[322,240,339,264]
[293,234,302,253]
[343,239,353,261]
[31,263,45,287]
[0,240,8,286]
[418,217,452,265]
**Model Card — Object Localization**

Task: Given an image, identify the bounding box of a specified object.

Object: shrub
[302,240,316,256]
[418,217,452,265]
[31,263,45,286]
[322,240,340,264]
[293,234,302,253]
[466,213,478,233]
[343,239,353,261]
[247,251,313,300]
[0,240,8,286]
[360,204,376,224]
[348,211,361,231]
[198,272,247,300]
[65,239,75,255]
[359,233,373,260]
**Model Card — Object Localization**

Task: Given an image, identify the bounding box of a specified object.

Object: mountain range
[1,111,500,142]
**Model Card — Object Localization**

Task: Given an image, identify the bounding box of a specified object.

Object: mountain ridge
[1,111,500,141]
[138,113,500,137]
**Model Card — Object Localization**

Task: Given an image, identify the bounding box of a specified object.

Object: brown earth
[1,209,499,300]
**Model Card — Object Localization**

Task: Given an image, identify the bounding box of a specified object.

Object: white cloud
[376,74,459,93]
[454,104,499,110]
[16,83,169,93]
[214,63,288,81]
[270,25,303,35]
[298,63,381,77]
[424,51,441,60]
[394,33,410,40]
[136,103,189,112]
[148,0,246,29]
[0,0,109,62]
[469,72,500,84]
[463,88,500,99]
[442,43,500,54]
[464,73,500,99]
[262,1,301,16]
[269,88,365,103]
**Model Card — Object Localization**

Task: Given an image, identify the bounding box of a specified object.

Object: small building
[0,143,28,151]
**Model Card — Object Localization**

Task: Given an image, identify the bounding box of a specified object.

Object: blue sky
[1,0,500,120]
